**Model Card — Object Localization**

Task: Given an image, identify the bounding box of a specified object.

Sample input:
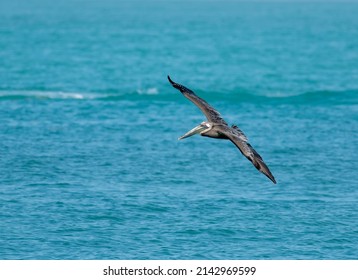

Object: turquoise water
[1,0,358,259]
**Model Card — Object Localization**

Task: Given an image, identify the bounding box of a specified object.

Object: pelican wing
[168,76,227,125]
[222,127,276,184]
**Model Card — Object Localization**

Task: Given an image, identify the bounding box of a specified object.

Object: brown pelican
[168,76,276,184]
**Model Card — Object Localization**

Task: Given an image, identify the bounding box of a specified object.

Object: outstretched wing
[168,76,227,125]
[222,126,276,184]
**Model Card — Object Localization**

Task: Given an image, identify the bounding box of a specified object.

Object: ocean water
[1,0,358,259]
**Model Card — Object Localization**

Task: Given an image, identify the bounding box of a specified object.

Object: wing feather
[222,127,276,184]
[168,76,227,125]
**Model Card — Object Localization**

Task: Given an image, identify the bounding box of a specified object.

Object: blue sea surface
[1,0,358,259]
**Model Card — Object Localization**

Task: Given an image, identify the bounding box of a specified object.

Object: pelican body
[168,76,276,184]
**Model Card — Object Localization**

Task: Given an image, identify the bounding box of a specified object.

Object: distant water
[1,0,358,259]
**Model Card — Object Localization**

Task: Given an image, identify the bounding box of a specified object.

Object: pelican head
[179,121,211,140]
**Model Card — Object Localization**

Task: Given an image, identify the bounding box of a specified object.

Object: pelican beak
[178,124,206,140]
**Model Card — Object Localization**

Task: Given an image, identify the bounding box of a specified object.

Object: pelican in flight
[168,76,276,184]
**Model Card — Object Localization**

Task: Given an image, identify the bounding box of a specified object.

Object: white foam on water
[136,87,159,95]
[0,90,102,100]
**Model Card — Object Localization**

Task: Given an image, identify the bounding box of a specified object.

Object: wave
[0,88,357,105]
[0,88,160,101]
[0,91,99,100]
[280,89,358,105]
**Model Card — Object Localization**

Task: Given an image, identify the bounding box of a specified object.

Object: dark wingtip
[167,75,174,85]
[254,158,277,184]
[167,76,194,95]
[265,170,276,184]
